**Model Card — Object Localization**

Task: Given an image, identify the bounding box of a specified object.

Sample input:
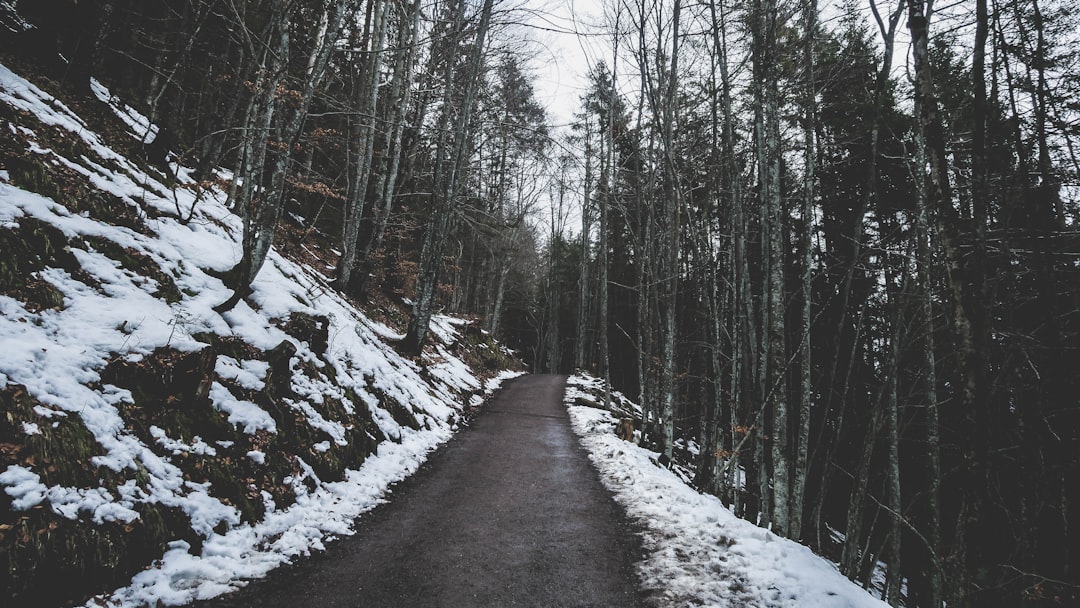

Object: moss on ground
[0,385,203,608]
[0,216,83,311]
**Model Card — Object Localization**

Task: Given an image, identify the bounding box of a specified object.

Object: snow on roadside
[98,371,521,608]
[0,62,524,607]
[565,374,889,608]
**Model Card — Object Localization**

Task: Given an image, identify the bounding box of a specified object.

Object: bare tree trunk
[750,0,787,534]
[635,187,650,415]
[546,167,568,372]
[403,0,496,354]
[656,0,682,465]
[575,121,594,371]
[840,383,886,578]
[598,22,623,409]
[632,0,652,427]
[706,0,750,513]
[335,0,390,291]
[216,1,292,311]
[915,127,944,608]
[356,0,423,295]
[882,267,904,605]
[218,0,351,311]
[695,7,728,492]
[791,0,817,542]
[599,142,610,408]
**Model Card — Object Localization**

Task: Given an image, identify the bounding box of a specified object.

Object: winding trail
[193,374,645,607]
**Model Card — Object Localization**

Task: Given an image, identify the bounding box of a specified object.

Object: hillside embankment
[0,59,522,608]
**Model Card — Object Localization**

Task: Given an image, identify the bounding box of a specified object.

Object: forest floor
[187,374,646,608]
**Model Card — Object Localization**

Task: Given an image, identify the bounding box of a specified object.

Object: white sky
[518,0,609,128]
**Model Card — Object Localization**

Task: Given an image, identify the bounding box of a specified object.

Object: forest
[1,0,1077,606]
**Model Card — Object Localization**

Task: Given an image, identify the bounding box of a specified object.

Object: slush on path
[195,374,645,607]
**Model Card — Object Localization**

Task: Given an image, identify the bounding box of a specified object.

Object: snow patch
[90,78,160,144]
[566,374,890,608]
[215,356,269,391]
[209,382,277,434]
[0,465,47,510]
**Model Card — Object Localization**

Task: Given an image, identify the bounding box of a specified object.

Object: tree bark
[403,0,496,354]
[575,120,594,371]
[792,0,817,542]
[656,0,682,465]
[750,0,787,534]
[915,127,944,608]
[882,264,904,605]
[356,0,424,295]
[217,0,350,311]
[216,0,292,311]
[909,3,980,603]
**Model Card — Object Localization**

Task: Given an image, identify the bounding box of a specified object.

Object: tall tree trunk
[909,3,980,604]
[882,264,904,605]
[915,127,944,608]
[335,0,390,292]
[792,0,817,542]
[356,0,424,295]
[751,0,787,534]
[599,142,611,408]
[218,0,351,311]
[403,0,496,354]
[765,72,788,537]
[632,0,652,427]
[695,1,731,493]
[575,122,594,371]
[706,0,752,514]
[216,1,292,311]
[600,20,621,410]
[546,169,567,372]
[656,0,683,465]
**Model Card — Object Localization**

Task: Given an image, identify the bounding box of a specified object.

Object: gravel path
[192,374,646,608]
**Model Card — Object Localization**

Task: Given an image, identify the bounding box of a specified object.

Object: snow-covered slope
[0,63,521,607]
[566,374,891,608]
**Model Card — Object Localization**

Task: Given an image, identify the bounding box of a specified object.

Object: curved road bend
[192,374,646,608]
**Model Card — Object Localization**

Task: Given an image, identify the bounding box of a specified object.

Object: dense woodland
[1,0,1078,606]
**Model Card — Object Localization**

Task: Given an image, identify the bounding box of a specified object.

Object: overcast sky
[519,0,608,128]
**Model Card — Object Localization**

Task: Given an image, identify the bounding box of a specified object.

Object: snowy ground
[0,62,522,607]
[565,374,890,608]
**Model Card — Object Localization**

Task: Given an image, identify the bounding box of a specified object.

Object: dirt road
[193,374,645,608]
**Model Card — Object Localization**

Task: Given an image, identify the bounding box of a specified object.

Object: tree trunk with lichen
[403,0,495,354]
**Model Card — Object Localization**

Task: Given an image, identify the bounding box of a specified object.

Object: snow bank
[565,375,889,608]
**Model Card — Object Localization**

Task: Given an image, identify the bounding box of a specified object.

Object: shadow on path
[191,374,646,608]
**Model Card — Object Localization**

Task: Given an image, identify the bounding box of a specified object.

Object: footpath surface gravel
[192,374,646,607]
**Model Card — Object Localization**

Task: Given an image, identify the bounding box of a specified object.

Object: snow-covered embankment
[566,374,890,608]
[0,62,521,607]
